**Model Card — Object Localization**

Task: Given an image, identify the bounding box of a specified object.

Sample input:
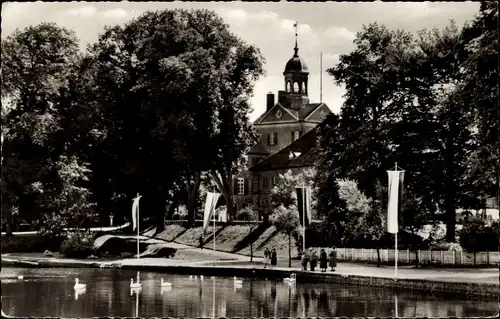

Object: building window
[272,175,278,187]
[269,133,277,146]
[237,177,245,195]
[263,176,269,189]
[253,176,259,192]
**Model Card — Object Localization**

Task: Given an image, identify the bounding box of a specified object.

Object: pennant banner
[296,186,312,227]
[387,171,404,234]
[131,195,142,231]
[203,192,220,235]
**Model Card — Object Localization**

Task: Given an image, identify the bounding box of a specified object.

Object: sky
[1,1,481,121]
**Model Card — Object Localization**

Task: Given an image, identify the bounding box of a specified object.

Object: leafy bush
[59,231,95,258]
[459,218,499,253]
[430,241,463,251]
[236,206,258,221]
[1,234,64,253]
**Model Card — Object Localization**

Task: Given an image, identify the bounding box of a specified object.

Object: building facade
[233,36,332,218]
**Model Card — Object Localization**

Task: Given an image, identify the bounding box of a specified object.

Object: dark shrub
[1,234,64,253]
[59,231,95,258]
[460,219,499,265]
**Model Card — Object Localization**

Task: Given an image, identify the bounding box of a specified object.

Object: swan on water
[284,273,297,283]
[189,275,193,279]
[74,278,86,290]
[160,278,172,287]
[17,275,24,280]
[233,276,243,285]
[130,278,142,289]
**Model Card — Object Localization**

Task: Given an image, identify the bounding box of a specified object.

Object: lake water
[1,267,497,318]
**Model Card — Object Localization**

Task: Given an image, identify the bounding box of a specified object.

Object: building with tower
[233,23,333,218]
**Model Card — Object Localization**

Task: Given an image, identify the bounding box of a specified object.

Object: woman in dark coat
[319,248,328,272]
[329,246,337,271]
[310,249,318,271]
[271,248,277,268]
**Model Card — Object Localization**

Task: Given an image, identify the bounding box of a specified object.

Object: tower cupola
[281,21,310,110]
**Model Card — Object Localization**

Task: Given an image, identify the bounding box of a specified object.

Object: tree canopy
[316,4,499,243]
[1,9,264,234]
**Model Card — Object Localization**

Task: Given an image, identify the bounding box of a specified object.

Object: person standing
[320,248,328,272]
[310,249,318,271]
[199,236,204,249]
[329,246,337,271]
[301,249,309,271]
[271,247,277,268]
[264,247,270,268]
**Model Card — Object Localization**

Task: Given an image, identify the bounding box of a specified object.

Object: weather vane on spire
[293,21,299,57]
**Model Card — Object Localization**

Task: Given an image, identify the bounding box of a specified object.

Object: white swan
[74,278,86,290]
[17,275,24,280]
[189,275,193,279]
[160,278,172,287]
[130,278,142,289]
[233,276,243,285]
[284,273,297,283]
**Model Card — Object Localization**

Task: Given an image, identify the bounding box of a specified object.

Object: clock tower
[234,21,333,217]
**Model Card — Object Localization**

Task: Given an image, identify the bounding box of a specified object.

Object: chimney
[266,92,275,111]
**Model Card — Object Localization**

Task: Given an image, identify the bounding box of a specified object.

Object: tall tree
[318,21,476,242]
[1,23,89,235]
[84,9,264,227]
[461,2,499,209]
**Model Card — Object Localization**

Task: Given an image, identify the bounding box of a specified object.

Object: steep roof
[247,138,270,155]
[249,127,319,172]
[253,102,326,125]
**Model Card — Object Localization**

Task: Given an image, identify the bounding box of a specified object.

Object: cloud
[218,8,248,24]
[101,8,128,20]
[67,6,97,18]
[323,26,356,45]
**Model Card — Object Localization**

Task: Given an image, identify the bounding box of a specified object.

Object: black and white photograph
[1,1,499,318]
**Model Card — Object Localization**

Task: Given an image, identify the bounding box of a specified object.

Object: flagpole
[136,193,140,260]
[302,180,305,254]
[213,188,216,253]
[394,163,398,280]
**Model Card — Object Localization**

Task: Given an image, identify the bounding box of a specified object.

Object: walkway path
[3,233,498,285]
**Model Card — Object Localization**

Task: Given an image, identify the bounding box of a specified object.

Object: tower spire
[293,21,299,57]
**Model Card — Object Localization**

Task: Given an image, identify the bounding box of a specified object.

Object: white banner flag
[203,192,220,234]
[387,171,403,234]
[132,195,142,231]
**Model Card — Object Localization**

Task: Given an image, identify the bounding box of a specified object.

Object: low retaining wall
[3,257,496,298]
[312,247,500,266]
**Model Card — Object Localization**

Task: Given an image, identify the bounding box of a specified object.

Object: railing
[311,247,500,266]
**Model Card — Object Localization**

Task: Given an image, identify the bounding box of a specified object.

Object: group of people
[302,247,337,272]
[263,247,278,268]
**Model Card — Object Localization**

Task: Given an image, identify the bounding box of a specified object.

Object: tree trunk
[376,247,381,267]
[444,144,457,242]
[415,250,419,268]
[288,234,292,267]
[5,206,14,236]
[473,251,476,266]
[186,172,201,226]
[250,242,253,262]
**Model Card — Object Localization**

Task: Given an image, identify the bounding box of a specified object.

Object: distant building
[233,29,332,218]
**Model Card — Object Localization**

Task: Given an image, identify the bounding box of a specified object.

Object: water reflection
[74,287,86,301]
[1,267,497,318]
